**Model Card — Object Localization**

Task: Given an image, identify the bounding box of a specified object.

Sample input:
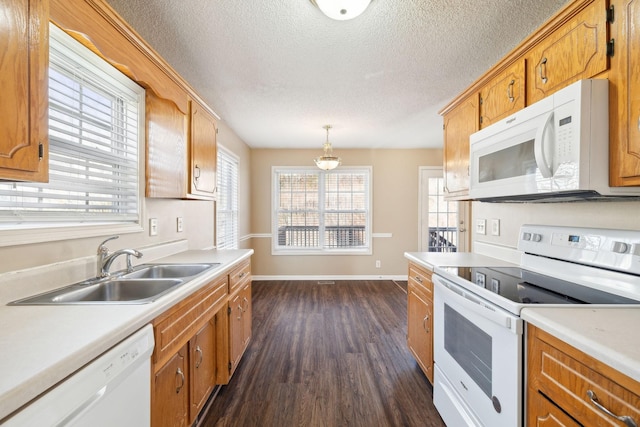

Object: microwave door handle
[534,111,554,178]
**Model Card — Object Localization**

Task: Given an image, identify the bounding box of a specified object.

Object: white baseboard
[251,274,408,281]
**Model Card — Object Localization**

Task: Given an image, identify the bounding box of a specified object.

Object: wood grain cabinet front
[609,0,640,186]
[527,324,640,427]
[188,99,218,200]
[216,260,252,384]
[0,0,49,182]
[479,59,525,129]
[151,275,228,427]
[442,94,479,200]
[525,0,609,104]
[406,262,434,384]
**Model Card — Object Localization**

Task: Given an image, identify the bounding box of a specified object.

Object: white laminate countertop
[0,248,253,422]
[404,251,516,271]
[522,307,640,383]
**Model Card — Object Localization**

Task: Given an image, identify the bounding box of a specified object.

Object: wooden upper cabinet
[479,59,526,129]
[189,99,218,199]
[146,90,188,198]
[526,0,609,104]
[443,94,479,199]
[0,0,48,182]
[609,0,640,185]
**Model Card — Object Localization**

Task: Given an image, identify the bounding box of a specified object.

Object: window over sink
[0,24,145,246]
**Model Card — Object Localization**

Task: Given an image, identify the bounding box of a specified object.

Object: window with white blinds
[216,146,239,249]
[272,167,371,254]
[0,25,144,229]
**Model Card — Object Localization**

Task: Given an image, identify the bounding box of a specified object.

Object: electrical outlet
[476,219,486,235]
[149,218,158,236]
[375,260,381,268]
[491,219,500,236]
[177,217,184,233]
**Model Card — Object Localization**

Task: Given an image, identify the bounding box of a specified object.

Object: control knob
[611,241,629,254]
[531,233,542,242]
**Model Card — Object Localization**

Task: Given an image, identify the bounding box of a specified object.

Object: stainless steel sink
[121,263,219,279]
[8,263,219,305]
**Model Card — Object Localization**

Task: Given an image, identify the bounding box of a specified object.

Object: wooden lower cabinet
[406,262,434,384]
[152,345,189,427]
[527,324,640,426]
[190,319,217,421]
[216,259,252,384]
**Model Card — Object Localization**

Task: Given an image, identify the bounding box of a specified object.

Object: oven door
[433,274,523,427]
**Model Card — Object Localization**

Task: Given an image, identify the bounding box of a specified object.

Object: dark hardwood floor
[201,280,445,427]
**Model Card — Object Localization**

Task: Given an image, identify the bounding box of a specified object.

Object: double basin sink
[10,263,220,305]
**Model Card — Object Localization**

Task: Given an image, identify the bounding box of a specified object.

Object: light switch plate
[177,217,184,233]
[476,219,486,235]
[149,218,158,236]
[491,219,500,236]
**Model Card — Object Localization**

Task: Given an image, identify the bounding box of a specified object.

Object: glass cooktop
[439,266,640,305]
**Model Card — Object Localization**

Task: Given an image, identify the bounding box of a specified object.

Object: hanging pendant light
[314,125,341,171]
[310,0,372,21]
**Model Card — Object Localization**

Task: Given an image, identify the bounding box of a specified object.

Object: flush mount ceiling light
[310,0,372,21]
[314,125,342,171]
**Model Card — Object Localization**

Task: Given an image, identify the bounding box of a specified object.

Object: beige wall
[0,120,252,275]
[472,200,640,254]
[249,148,443,278]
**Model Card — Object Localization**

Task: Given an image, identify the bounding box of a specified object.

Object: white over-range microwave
[469,79,640,201]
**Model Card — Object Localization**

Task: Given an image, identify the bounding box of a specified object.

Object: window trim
[271,166,372,256]
[0,25,145,248]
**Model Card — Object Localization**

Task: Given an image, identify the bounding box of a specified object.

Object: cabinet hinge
[479,116,483,124]
[38,143,43,160]
[607,5,614,23]
[228,362,232,372]
[607,39,615,57]
[479,97,483,105]
[227,306,232,315]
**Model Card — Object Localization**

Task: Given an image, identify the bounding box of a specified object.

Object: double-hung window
[0,24,145,246]
[216,146,239,249]
[272,167,371,254]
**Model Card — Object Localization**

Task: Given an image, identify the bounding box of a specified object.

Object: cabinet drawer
[228,259,251,294]
[153,275,228,368]
[408,263,433,295]
[528,325,640,426]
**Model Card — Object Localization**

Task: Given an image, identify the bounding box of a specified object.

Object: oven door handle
[434,275,522,334]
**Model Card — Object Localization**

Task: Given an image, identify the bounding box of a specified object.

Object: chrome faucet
[97,236,143,277]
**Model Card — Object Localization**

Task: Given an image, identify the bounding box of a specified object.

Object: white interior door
[419,167,469,252]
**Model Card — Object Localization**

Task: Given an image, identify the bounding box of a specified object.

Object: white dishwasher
[4,324,154,427]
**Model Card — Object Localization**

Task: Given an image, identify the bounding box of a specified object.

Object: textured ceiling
[105,0,568,150]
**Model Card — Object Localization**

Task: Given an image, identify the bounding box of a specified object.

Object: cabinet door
[146,90,188,198]
[0,0,48,182]
[407,282,433,384]
[189,100,217,199]
[528,393,581,427]
[152,345,189,427]
[241,283,252,349]
[190,319,216,422]
[443,94,478,199]
[228,292,245,376]
[526,0,609,104]
[479,59,525,128]
[609,0,640,185]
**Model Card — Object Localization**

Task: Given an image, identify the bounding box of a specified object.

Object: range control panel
[518,224,640,275]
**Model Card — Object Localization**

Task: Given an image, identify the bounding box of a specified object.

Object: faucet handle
[98,235,119,254]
